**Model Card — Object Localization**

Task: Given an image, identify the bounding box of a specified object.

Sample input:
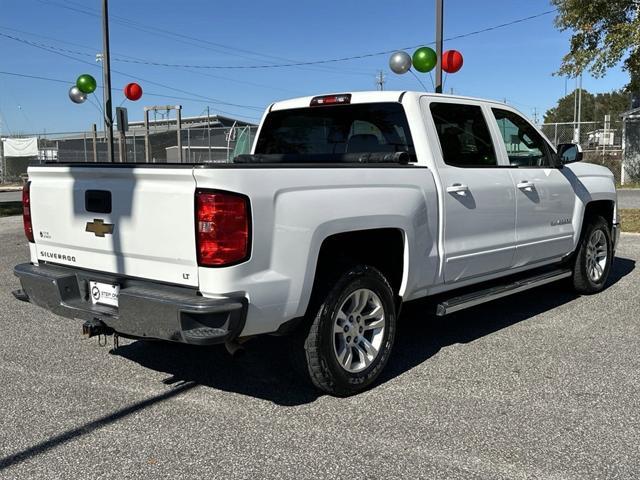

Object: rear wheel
[571,216,613,294]
[301,265,397,396]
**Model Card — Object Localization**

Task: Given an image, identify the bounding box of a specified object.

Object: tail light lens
[195,190,250,267]
[22,182,34,243]
[310,93,351,106]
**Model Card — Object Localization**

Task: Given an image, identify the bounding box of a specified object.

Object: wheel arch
[305,227,406,317]
[581,199,615,236]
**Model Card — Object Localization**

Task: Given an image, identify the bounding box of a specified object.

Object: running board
[436,269,572,316]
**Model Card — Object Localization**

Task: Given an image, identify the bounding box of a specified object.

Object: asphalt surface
[0,215,639,479]
[618,189,640,209]
[0,191,21,203]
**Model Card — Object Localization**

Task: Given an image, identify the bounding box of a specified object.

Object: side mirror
[556,143,583,165]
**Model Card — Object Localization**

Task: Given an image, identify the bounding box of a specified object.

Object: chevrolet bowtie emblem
[85,219,114,237]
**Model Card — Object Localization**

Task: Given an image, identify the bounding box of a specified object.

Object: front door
[427,101,517,283]
[490,108,576,267]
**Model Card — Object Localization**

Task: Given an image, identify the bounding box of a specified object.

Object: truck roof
[269,90,515,112]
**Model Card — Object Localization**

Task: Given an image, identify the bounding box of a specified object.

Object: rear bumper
[13,262,247,345]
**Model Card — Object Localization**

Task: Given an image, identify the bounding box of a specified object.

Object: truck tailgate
[27,166,198,287]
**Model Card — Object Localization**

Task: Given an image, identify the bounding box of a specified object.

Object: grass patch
[0,202,22,217]
[620,209,640,233]
[617,182,640,189]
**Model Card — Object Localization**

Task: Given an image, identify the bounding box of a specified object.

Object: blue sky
[0,0,630,134]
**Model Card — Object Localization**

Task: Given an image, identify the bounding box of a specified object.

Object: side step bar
[436,269,572,316]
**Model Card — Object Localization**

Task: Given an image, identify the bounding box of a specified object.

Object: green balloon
[412,47,437,73]
[76,74,97,94]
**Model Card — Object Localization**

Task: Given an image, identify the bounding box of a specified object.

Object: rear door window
[255,103,415,158]
[429,103,498,167]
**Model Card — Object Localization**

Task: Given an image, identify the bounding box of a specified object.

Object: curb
[621,231,640,236]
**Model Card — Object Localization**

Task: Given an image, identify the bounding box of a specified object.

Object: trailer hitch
[82,318,120,349]
[82,318,114,338]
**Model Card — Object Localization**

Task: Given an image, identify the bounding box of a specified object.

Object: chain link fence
[1,120,636,184]
[539,120,623,149]
[1,125,258,183]
[539,120,625,184]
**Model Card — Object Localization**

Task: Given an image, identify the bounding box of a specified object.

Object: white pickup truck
[13,91,619,396]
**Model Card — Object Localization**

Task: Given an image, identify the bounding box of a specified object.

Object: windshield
[255,103,415,158]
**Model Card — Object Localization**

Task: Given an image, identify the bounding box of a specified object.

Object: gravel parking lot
[0,215,638,479]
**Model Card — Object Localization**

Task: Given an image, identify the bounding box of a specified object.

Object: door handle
[446,183,469,194]
[517,181,535,191]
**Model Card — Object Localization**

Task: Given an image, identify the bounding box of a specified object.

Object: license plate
[89,281,120,307]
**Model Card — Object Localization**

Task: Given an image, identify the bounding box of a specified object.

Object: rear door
[489,108,576,267]
[425,100,517,283]
[28,165,199,287]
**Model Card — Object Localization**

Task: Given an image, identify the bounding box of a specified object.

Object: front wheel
[302,265,397,396]
[571,216,613,294]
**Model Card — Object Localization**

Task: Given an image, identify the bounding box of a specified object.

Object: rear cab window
[255,103,415,160]
[429,102,498,167]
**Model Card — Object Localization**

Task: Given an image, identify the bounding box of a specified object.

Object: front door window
[492,109,554,167]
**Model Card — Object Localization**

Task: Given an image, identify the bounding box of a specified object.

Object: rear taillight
[195,190,250,267]
[22,182,34,243]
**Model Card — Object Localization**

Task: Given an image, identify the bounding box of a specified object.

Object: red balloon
[124,82,143,101]
[442,50,463,73]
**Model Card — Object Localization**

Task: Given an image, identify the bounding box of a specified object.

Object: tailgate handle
[85,190,112,214]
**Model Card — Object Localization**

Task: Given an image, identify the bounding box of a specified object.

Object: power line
[0,32,265,112]
[0,70,261,120]
[107,9,559,69]
[27,3,556,69]
[34,0,372,77]
[0,26,305,95]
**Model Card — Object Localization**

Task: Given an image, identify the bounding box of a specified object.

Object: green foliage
[543,88,630,123]
[551,0,640,91]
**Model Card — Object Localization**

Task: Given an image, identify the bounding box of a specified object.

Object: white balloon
[69,85,87,104]
[389,51,412,74]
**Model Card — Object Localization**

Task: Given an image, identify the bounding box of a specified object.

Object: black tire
[301,265,397,396]
[571,215,613,294]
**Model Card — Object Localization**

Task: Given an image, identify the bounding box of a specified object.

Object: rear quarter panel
[193,166,438,336]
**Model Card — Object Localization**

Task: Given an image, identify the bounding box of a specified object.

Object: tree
[543,89,630,123]
[551,0,640,92]
[544,89,594,123]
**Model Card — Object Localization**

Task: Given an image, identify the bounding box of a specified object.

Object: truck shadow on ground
[114,257,635,406]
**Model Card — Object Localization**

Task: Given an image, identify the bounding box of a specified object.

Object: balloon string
[428,71,435,91]
[443,72,448,92]
[87,94,104,116]
[409,69,428,92]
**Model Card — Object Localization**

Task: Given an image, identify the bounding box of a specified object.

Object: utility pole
[532,107,539,125]
[603,114,610,158]
[0,114,4,184]
[101,0,114,162]
[91,123,98,162]
[576,74,583,144]
[573,77,578,142]
[435,0,444,93]
[207,106,212,160]
[375,71,386,91]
